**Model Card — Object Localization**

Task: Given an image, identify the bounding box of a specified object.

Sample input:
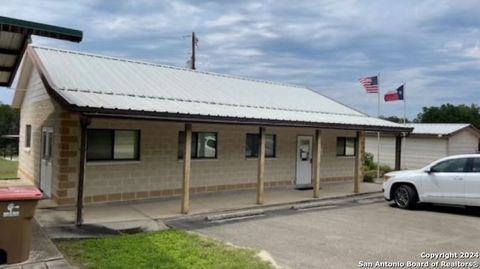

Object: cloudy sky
[1,0,479,119]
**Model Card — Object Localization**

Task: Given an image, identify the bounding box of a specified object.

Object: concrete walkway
[35,182,381,238]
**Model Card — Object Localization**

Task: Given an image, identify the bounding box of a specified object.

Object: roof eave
[0,16,82,87]
[0,16,82,42]
[76,108,412,133]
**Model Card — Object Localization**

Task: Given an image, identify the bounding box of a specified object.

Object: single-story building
[366,123,480,169]
[11,45,410,224]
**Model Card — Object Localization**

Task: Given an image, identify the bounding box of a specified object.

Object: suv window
[472,158,480,172]
[431,158,468,173]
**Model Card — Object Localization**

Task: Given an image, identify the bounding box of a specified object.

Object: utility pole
[191,32,198,70]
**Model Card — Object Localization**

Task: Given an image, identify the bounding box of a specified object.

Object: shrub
[379,165,393,176]
[363,152,393,182]
[364,152,377,170]
[363,170,377,183]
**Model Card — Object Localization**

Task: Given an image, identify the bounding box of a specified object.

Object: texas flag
[384,85,404,102]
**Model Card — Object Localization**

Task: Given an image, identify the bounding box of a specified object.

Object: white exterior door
[421,157,467,205]
[40,127,53,197]
[296,136,313,186]
[465,157,480,206]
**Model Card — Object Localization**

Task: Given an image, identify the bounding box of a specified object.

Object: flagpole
[403,83,406,124]
[377,74,381,117]
[376,73,381,182]
[402,83,406,170]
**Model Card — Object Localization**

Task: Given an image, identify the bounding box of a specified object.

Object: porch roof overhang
[79,110,413,133]
[0,16,82,87]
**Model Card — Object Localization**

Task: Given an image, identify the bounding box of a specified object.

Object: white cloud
[1,0,479,120]
[205,14,246,27]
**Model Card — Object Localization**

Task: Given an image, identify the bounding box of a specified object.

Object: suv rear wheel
[393,184,417,209]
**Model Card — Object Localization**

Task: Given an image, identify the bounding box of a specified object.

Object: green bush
[363,152,393,182]
[363,170,377,183]
[364,152,377,170]
[379,164,393,175]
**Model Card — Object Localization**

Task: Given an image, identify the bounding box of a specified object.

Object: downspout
[445,135,450,156]
[76,115,91,226]
[394,135,400,170]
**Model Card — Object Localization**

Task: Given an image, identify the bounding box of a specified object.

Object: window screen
[87,129,139,161]
[114,130,139,159]
[336,137,356,156]
[178,132,217,159]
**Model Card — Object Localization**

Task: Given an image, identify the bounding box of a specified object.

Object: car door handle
[453,177,464,180]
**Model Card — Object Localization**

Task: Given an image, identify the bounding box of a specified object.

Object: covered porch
[66,116,408,226]
[72,118,389,226]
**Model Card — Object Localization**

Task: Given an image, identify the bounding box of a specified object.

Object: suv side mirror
[425,168,433,174]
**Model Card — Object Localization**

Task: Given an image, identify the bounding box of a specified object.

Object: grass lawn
[0,158,18,179]
[56,230,274,269]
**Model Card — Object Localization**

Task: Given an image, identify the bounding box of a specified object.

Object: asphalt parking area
[168,199,480,269]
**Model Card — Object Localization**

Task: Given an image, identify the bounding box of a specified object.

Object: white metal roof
[405,123,473,135]
[27,45,407,130]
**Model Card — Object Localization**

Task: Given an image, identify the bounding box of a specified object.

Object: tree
[0,103,19,154]
[0,103,19,135]
[415,103,480,129]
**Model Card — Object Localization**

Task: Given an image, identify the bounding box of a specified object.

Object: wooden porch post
[313,129,321,198]
[76,116,90,226]
[354,131,365,194]
[394,134,402,170]
[181,123,192,214]
[257,127,266,205]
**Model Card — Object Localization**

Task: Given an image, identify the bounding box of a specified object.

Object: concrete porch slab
[84,204,148,224]
[35,182,382,238]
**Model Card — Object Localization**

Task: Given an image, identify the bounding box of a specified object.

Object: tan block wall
[318,129,359,179]
[17,68,80,205]
[18,98,61,184]
[54,113,81,205]
[19,95,359,206]
[18,69,62,186]
[80,119,357,203]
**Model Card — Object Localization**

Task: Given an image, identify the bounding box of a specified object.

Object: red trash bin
[0,186,42,265]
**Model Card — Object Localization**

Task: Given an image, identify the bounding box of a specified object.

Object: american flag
[359,76,379,93]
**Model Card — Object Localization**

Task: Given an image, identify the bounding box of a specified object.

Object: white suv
[383,154,480,209]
